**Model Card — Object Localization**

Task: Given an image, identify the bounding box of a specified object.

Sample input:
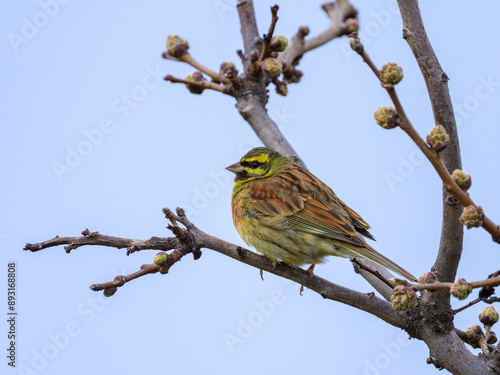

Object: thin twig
[279,0,357,70]
[163,75,233,96]
[255,5,280,69]
[357,48,500,244]
[178,53,229,84]
[351,258,394,289]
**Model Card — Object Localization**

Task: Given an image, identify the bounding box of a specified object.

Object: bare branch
[355,44,500,290]
[395,1,465,290]
[164,75,233,96]
[237,0,261,70]
[235,93,306,167]
[402,277,500,292]
[24,229,177,255]
[255,5,280,67]
[280,0,357,70]
[26,208,408,328]
[162,52,228,84]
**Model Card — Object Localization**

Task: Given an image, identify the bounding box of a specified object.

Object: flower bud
[374,106,399,129]
[103,287,117,297]
[275,81,288,96]
[479,306,499,326]
[452,169,472,191]
[261,58,283,77]
[154,251,168,266]
[166,35,189,58]
[220,62,238,79]
[450,278,472,300]
[465,325,484,348]
[380,62,403,88]
[271,35,288,52]
[349,35,363,54]
[426,125,449,152]
[113,275,126,287]
[250,49,260,62]
[283,69,303,84]
[185,72,206,95]
[487,331,497,345]
[391,285,418,311]
[459,205,484,229]
[418,272,437,284]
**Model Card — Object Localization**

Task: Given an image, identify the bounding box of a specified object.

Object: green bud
[276,81,288,96]
[349,37,363,54]
[154,251,168,266]
[459,205,484,229]
[391,285,417,311]
[380,62,403,88]
[418,272,437,284]
[220,62,238,79]
[487,331,497,344]
[261,58,283,77]
[185,72,206,95]
[450,278,472,300]
[113,275,126,287]
[374,106,399,129]
[426,125,449,152]
[452,169,472,191]
[103,287,117,297]
[271,36,288,52]
[465,325,484,348]
[283,69,303,84]
[166,35,189,58]
[479,306,499,326]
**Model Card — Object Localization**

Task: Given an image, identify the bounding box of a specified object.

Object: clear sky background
[2,1,500,374]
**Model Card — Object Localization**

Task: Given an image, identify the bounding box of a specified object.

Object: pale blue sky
[2,1,500,374]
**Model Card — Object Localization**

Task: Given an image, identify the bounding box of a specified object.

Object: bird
[226,147,417,282]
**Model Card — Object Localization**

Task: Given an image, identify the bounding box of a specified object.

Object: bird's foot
[259,269,264,281]
[306,264,316,279]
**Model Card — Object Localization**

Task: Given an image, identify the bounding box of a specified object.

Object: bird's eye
[249,161,261,169]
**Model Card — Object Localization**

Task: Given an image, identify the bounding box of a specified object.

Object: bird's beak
[226,162,244,174]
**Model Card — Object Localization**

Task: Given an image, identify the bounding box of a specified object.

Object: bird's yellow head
[226,147,291,185]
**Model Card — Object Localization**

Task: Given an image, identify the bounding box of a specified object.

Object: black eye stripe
[241,160,263,169]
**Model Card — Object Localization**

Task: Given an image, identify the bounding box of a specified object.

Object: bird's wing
[338,199,375,241]
[252,193,367,247]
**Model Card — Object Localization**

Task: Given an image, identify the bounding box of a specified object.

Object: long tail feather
[344,245,417,282]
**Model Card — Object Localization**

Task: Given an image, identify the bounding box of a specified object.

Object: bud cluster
[459,205,484,229]
[374,107,399,129]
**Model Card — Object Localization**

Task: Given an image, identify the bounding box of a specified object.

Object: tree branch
[255,5,280,67]
[396,0,464,288]
[237,0,261,70]
[23,228,177,255]
[162,52,228,84]
[25,208,408,329]
[279,0,358,70]
[164,75,233,96]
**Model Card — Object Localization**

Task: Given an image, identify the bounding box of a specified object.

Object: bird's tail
[344,245,417,282]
